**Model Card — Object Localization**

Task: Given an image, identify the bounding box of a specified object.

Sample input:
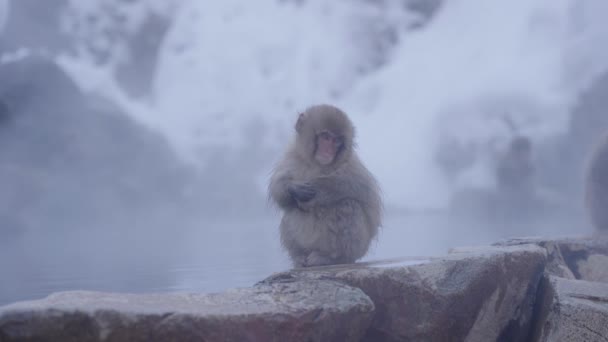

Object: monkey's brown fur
[269,104,382,267]
[586,133,608,231]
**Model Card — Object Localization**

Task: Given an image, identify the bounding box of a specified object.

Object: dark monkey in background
[269,104,382,267]
[586,133,608,232]
[496,136,535,194]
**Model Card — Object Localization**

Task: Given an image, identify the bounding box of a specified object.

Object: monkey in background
[269,104,382,267]
[496,136,535,195]
[585,133,608,232]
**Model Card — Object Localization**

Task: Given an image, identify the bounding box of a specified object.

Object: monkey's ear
[295,112,305,133]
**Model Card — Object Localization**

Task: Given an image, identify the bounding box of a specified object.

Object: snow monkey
[586,133,608,232]
[496,135,535,194]
[269,104,382,267]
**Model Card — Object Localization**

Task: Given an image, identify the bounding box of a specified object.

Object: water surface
[0,211,589,306]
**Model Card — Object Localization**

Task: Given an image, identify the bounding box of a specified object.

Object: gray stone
[557,236,608,283]
[494,237,576,279]
[263,244,547,342]
[496,236,608,283]
[531,276,608,342]
[0,279,374,342]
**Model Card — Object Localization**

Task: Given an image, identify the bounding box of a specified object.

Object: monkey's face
[295,104,354,168]
[314,130,344,165]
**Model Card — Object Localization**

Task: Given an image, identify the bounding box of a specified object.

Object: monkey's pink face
[315,131,344,165]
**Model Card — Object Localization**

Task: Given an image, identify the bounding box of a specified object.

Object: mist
[1,0,607,305]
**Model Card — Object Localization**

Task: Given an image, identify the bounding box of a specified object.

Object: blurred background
[1,0,607,305]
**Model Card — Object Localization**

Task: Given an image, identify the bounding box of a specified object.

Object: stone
[495,236,608,283]
[263,244,547,342]
[531,276,608,342]
[0,279,374,342]
[557,237,608,283]
[494,237,576,279]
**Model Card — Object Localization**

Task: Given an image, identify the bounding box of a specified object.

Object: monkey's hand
[288,183,317,206]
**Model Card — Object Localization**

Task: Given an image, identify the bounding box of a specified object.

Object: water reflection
[0,211,590,306]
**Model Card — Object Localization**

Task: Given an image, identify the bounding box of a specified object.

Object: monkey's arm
[269,172,296,209]
[304,169,383,228]
[308,173,374,206]
[270,166,318,210]
[288,183,317,202]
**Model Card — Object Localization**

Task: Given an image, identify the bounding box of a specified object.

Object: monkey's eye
[318,132,344,147]
[318,132,332,141]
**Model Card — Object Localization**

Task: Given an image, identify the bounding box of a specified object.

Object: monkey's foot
[292,256,308,268]
[304,251,335,267]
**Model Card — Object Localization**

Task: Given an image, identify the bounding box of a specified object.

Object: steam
[346,0,608,209]
[0,0,8,34]
[61,0,608,211]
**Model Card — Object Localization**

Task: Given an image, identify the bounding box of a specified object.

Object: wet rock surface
[0,279,374,342]
[531,276,608,342]
[495,236,608,283]
[264,244,547,342]
[557,237,608,283]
